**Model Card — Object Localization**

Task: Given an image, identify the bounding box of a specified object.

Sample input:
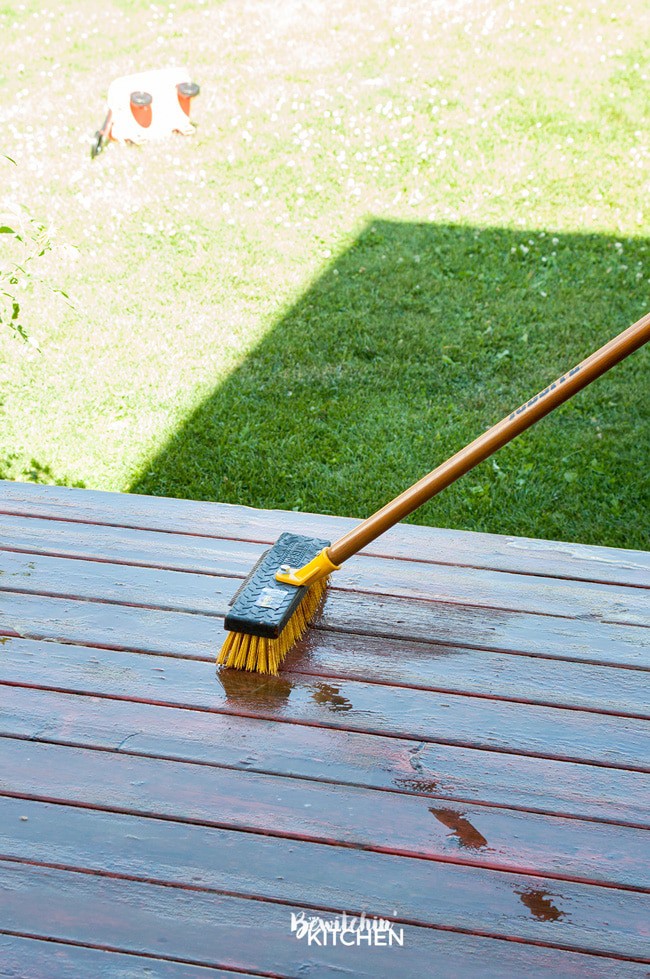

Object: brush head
[218,532,331,674]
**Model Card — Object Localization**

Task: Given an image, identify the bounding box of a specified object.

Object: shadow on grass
[129,221,649,548]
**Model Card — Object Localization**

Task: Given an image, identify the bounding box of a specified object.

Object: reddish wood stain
[0,482,649,974]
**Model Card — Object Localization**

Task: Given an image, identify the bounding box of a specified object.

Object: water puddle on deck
[515,887,566,922]
[217,668,294,709]
[429,807,489,849]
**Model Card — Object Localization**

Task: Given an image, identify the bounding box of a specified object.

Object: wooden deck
[0,480,648,977]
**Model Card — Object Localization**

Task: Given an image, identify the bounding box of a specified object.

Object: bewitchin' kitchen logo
[290,911,405,947]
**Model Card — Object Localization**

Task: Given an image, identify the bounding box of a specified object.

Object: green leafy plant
[1,155,70,346]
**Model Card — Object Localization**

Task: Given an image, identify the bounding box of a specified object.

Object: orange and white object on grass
[91,67,200,158]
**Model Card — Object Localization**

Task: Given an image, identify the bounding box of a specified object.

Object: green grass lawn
[1,0,648,548]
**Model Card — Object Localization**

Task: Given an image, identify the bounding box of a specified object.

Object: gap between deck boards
[1,738,648,891]
[1,520,648,626]
[2,675,647,826]
[1,643,649,771]
[2,482,648,587]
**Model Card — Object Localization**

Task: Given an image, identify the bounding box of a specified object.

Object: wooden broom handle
[328,311,650,566]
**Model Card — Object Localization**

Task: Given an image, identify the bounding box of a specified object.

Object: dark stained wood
[1,637,648,770]
[2,480,649,586]
[2,621,650,718]
[1,863,648,975]
[1,798,648,959]
[0,934,255,978]
[2,680,647,825]
[3,586,648,671]
[1,738,648,889]
[0,481,648,973]
[2,515,648,625]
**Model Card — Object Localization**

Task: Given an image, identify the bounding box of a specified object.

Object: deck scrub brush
[218,311,650,674]
[218,532,334,674]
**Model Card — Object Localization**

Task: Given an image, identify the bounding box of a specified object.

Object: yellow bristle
[217,576,329,675]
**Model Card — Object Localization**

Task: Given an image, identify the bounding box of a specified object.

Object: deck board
[2,634,649,769]
[2,863,649,976]
[3,515,648,624]
[3,627,650,717]
[3,737,649,890]
[2,480,649,585]
[0,935,261,979]
[4,587,648,671]
[3,682,647,825]
[0,481,649,974]
[1,799,648,958]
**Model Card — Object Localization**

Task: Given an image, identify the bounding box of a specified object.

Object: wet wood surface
[0,481,648,975]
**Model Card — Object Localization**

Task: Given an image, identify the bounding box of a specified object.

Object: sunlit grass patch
[0,0,648,547]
